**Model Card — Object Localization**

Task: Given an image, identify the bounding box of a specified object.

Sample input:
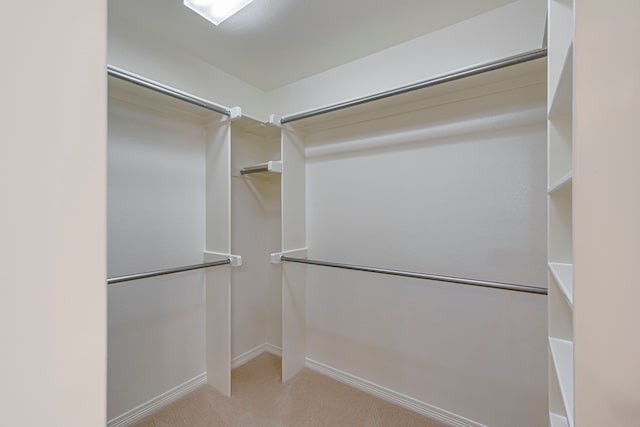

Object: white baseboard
[232,342,282,369]
[305,358,486,427]
[108,347,482,427]
[107,372,207,427]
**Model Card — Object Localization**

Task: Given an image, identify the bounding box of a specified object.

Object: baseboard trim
[107,372,207,427]
[305,358,486,427]
[232,343,282,369]
[108,348,481,427]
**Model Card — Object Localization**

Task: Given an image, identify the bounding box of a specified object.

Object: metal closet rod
[107,259,231,285]
[241,166,270,175]
[280,256,547,295]
[107,65,232,117]
[280,48,548,125]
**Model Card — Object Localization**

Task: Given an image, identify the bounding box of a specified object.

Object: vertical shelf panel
[205,119,232,396]
[281,127,307,382]
[548,0,574,425]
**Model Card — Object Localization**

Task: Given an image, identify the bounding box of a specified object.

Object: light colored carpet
[133,352,447,426]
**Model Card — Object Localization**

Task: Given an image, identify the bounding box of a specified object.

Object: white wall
[107,98,208,419]
[574,0,640,425]
[0,2,106,426]
[268,0,547,117]
[303,82,548,426]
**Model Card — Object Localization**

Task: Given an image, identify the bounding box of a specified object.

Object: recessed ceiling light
[184,0,255,26]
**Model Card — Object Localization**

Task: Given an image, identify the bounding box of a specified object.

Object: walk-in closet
[7,1,640,427]
[106,1,552,424]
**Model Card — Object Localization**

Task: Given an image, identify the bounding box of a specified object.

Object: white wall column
[574,1,640,425]
[0,2,107,426]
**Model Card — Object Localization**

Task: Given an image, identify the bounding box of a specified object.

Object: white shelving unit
[547,0,574,425]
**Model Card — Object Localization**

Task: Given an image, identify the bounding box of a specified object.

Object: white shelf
[549,338,574,427]
[240,160,282,176]
[549,263,574,308]
[550,413,569,427]
[548,172,573,194]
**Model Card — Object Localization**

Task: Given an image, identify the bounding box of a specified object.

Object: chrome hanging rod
[107,65,232,117]
[280,48,547,125]
[241,166,270,175]
[280,256,547,295]
[107,259,231,285]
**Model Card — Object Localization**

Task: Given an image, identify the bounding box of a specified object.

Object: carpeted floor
[133,352,447,426]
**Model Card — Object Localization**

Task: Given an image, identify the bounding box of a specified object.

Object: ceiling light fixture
[184,0,255,26]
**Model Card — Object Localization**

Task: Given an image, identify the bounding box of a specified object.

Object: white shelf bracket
[240,160,282,176]
[204,251,242,267]
[270,248,308,264]
[228,106,242,121]
[268,114,282,128]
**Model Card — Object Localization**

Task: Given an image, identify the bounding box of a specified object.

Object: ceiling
[109,0,517,91]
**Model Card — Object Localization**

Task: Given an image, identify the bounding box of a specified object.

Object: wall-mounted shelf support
[203,251,242,267]
[241,160,283,176]
[270,248,308,264]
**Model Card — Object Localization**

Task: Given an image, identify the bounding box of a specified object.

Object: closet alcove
[106,50,550,426]
[105,3,552,427]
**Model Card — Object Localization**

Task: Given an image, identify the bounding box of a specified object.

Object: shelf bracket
[203,251,242,267]
[270,248,308,264]
[240,160,283,176]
